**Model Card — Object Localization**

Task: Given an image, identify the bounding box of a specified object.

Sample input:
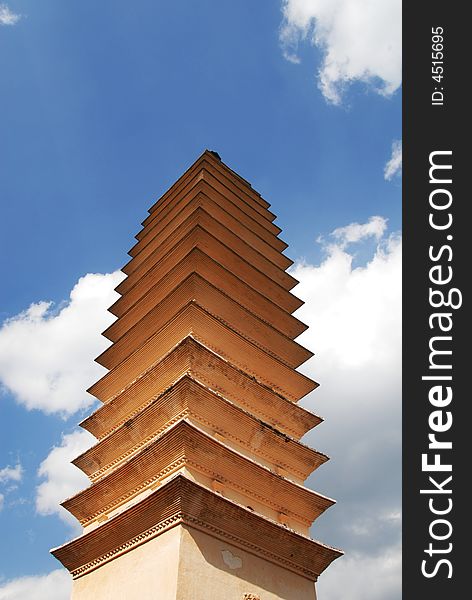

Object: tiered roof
[52,150,342,582]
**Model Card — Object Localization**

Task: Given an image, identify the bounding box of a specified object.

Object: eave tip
[207,149,222,161]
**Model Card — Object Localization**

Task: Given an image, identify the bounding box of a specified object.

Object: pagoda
[52,151,342,599]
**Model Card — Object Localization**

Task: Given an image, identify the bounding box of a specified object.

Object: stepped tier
[141,155,281,236]
[53,151,341,595]
[122,207,297,293]
[81,337,322,442]
[127,185,292,271]
[107,247,306,339]
[63,420,333,532]
[115,225,301,314]
[88,303,317,403]
[75,376,327,485]
[52,475,341,582]
[145,153,272,216]
[96,273,312,371]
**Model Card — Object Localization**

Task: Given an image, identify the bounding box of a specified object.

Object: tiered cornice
[52,150,342,596]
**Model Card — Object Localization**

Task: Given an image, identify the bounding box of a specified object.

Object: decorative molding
[186,458,311,528]
[68,419,330,530]
[97,372,192,439]
[83,457,186,526]
[190,330,290,400]
[85,336,321,442]
[191,297,294,367]
[187,409,307,481]
[89,410,189,482]
[53,476,341,582]
[190,368,300,437]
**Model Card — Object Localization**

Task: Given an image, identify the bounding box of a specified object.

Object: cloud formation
[280,0,402,104]
[36,430,94,529]
[0,463,23,483]
[291,218,401,599]
[0,570,71,600]
[0,271,124,416]
[317,543,401,600]
[384,139,402,180]
[0,4,20,25]
[0,462,23,512]
[329,215,387,248]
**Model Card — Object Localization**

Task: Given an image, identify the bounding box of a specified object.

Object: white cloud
[329,215,387,248]
[384,139,402,180]
[0,463,23,513]
[0,463,23,483]
[317,544,401,600]
[0,4,20,25]
[0,570,71,600]
[280,0,402,104]
[291,218,401,599]
[36,430,94,529]
[294,227,401,368]
[0,271,124,416]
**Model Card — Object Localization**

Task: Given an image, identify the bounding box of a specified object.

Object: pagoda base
[71,524,317,600]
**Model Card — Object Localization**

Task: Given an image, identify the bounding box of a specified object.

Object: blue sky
[0,2,401,598]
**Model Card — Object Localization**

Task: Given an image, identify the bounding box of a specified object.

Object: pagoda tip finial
[207,149,221,161]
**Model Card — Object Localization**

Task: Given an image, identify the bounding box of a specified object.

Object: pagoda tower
[52,151,342,599]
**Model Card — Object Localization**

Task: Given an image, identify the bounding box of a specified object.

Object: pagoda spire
[52,150,342,600]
